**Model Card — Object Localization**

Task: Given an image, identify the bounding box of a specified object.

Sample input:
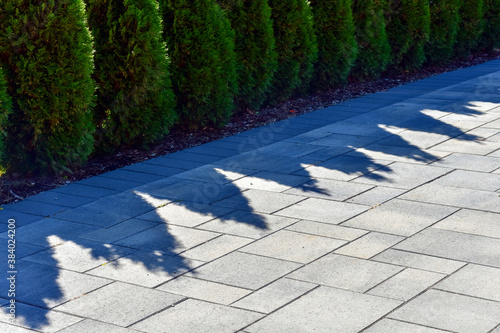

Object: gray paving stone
[294,155,393,181]
[143,156,205,170]
[346,186,406,206]
[364,319,449,333]
[136,201,234,227]
[79,219,159,243]
[131,299,262,333]
[186,252,301,290]
[256,142,324,158]
[87,251,204,288]
[433,209,500,239]
[0,241,45,261]
[231,172,309,192]
[389,290,500,333]
[156,276,251,305]
[123,161,186,176]
[0,261,111,308]
[136,177,241,205]
[376,131,450,149]
[318,121,404,138]
[0,323,38,333]
[232,278,317,314]
[298,146,354,164]
[215,152,304,174]
[246,286,401,333]
[23,239,135,272]
[288,254,403,292]
[372,249,466,274]
[173,164,254,184]
[58,319,142,333]
[213,189,305,214]
[353,162,452,189]
[55,282,184,327]
[166,151,223,164]
[0,303,83,333]
[431,138,500,155]
[350,145,449,165]
[115,224,219,254]
[2,200,68,218]
[434,264,500,302]
[0,210,41,229]
[430,152,500,172]
[286,220,368,241]
[100,169,164,183]
[490,149,500,157]
[334,232,405,259]
[395,228,500,267]
[401,184,500,212]
[275,198,368,224]
[342,199,458,236]
[309,133,381,148]
[52,183,119,199]
[24,191,95,208]
[198,210,298,239]
[0,218,99,247]
[185,145,238,158]
[54,191,169,227]
[182,234,253,261]
[77,176,142,191]
[431,169,500,191]
[240,230,346,263]
[284,178,373,201]
[367,268,445,301]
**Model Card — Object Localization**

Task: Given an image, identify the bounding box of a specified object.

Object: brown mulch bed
[2,50,500,206]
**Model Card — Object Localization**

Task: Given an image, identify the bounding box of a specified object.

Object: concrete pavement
[1,60,500,332]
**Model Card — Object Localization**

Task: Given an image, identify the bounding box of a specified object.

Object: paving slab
[284,178,373,201]
[345,186,406,206]
[58,319,143,333]
[430,152,500,172]
[245,286,401,333]
[232,278,317,314]
[0,302,83,332]
[433,209,500,239]
[371,249,466,274]
[434,264,500,302]
[24,191,95,208]
[389,289,500,333]
[0,261,111,308]
[285,220,368,241]
[334,232,405,259]
[131,299,262,333]
[79,219,159,243]
[366,268,445,301]
[395,227,500,267]
[342,199,458,236]
[288,254,403,292]
[430,169,500,191]
[186,251,302,290]
[100,169,165,183]
[231,171,309,192]
[156,276,251,305]
[240,230,346,263]
[275,198,368,224]
[55,282,184,327]
[87,251,204,288]
[364,319,450,333]
[182,234,253,262]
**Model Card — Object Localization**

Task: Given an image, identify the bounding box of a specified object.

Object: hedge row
[0,0,499,174]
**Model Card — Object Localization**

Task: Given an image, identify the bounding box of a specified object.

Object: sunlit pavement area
[1,60,500,333]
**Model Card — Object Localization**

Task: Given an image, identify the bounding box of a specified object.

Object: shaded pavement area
[1,60,500,332]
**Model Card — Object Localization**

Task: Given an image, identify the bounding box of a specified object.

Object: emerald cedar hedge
[0,0,95,174]
[86,0,176,152]
[351,0,391,79]
[455,0,485,58]
[0,68,12,166]
[310,0,358,89]
[385,0,430,71]
[481,0,500,50]
[219,0,278,112]
[426,0,461,65]
[159,0,237,129]
[267,0,318,103]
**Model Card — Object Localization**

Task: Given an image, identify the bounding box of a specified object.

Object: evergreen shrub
[426,0,461,64]
[455,0,485,58]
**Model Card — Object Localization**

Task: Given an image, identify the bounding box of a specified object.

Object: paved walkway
[1,61,500,333]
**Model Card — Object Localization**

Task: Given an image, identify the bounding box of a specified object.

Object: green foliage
[310,0,358,89]
[481,0,500,50]
[0,68,12,165]
[87,0,176,151]
[159,0,237,129]
[267,0,318,103]
[351,0,391,79]
[426,0,461,64]
[455,0,485,58]
[219,0,277,112]
[385,0,430,71]
[0,0,95,174]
